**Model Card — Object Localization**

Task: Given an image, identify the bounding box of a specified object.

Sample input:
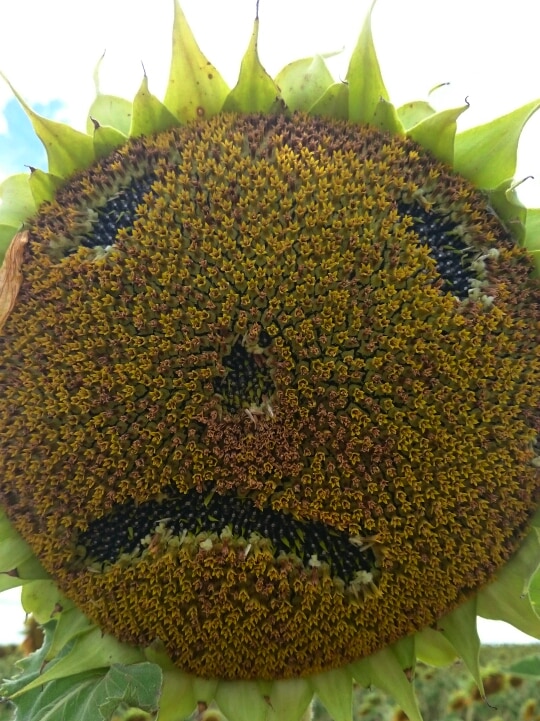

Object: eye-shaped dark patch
[77,486,377,584]
[80,175,157,251]
[399,201,478,299]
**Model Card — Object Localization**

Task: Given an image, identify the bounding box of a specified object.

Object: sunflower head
[1,3,540,721]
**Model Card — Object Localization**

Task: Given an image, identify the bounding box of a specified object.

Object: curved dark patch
[213,334,276,414]
[77,486,376,583]
[399,201,478,299]
[81,175,157,250]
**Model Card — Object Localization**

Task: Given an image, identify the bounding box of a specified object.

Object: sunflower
[1,3,540,721]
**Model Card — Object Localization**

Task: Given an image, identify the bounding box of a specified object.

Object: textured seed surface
[1,113,539,680]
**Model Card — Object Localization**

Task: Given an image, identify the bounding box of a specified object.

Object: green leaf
[6,660,161,721]
[8,625,145,699]
[310,666,354,721]
[397,101,436,130]
[222,17,282,114]
[0,225,18,264]
[164,0,229,123]
[454,100,540,189]
[486,178,527,244]
[372,97,404,135]
[0,553,49,591]
[16,554,50,581]
[346,1,389,125]
[28,169,63,207]
[0,534,34,572]
[215,680,270,721]
[414,626,458,666]
[506,654,540,678]
[274,55,335,112]
[45,607,95,661]
[130,74,179,137]
[0,73,94,178]
[86,53,133,136]
[0,173,36,227]
[477,527,540,639]
[408,104,469,165]
[351,642,423,721]
[523,207,540,275]
[261,678,313,721]
[309,82,349,120]
[155,669,197,721]
[91,119,128,159]
[438,597,484,698]
[21,579,71,623]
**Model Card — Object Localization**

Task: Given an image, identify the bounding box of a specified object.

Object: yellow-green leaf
[439,597,484,698]
[351,643,422,721]
[311,666,354,721]
[164,0,229,122]
[1,73,94,178]
[309,82,349,120]
[524,207,540,267]
[454,100,540,189]
[28,168,63,207]
[477,527,540,639]
[415,626,458,666]
[131,73,179,137]
[91,118,128,158]
[346,1,389,125]
[262,678,313,721]
[0,225,18,265]
[215,681,269,721]
[0,173,36,227]
[397,100,436,130]
[372,97,404,135]
[21,579,71,623]
[408,104,469,165]
[86,54,132,135]
[486,178,527,244]
[275,55,335,112]
[222,17,282,114]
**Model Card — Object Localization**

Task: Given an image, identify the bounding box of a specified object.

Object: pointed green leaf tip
[131,73,179,137]
[346,0,391,125]
[439,598,484,698]
[28,169,63,207]
[164,0,229,122]
[407,104,468,165]
[86,52,133,136]
[91,118,127,158]
[0,73,94,178]
[486,179,527,245]
[311,666,354,721]
[351,640,422,721]
[222,15,282,113]
[454,100,540,189]
[524,207,540,275]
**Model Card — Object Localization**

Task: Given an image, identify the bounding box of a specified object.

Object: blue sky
[0,98,51,177]
[1,0,540,648]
